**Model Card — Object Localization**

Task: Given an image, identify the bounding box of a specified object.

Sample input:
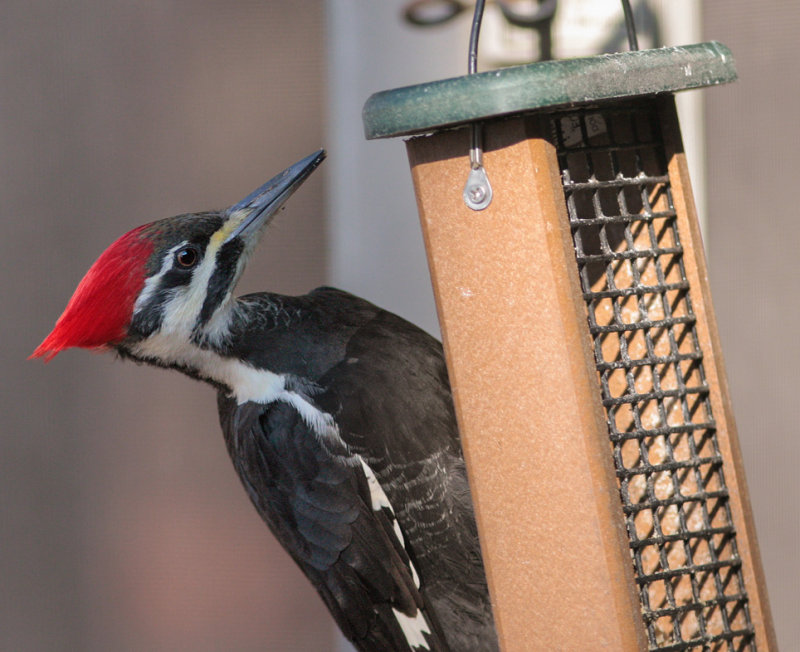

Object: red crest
[31,225,154,361]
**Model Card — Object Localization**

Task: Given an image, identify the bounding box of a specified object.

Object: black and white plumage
[32,151,498,651]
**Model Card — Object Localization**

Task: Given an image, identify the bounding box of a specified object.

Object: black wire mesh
[550,101,756,651]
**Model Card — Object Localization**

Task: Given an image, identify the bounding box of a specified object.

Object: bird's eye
[175,246,199,269]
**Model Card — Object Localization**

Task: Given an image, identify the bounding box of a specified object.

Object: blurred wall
[704,2,800,647]
[326,0,467,337]
[2,2,335,651]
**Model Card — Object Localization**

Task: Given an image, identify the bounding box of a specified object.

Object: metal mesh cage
[551,101,756,651]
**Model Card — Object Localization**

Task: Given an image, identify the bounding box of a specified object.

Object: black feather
[215,288,498,651]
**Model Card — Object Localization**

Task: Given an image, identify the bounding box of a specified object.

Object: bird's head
[31,150,325,362]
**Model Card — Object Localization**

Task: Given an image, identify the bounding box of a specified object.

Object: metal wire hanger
[461,0,639,211]
[462,0,492,211]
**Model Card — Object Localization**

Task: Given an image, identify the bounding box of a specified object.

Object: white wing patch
[392,608,432,651]
[359,458,431,648]
[358,457,422,590]
[360,458,391,511]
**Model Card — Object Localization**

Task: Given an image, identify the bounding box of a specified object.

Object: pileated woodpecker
[32,151,498,651]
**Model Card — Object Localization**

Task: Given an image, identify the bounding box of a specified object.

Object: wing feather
[219,395,449,651]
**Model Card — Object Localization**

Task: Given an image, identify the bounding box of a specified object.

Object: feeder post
[407,116,647,649]
[364,42,775,650]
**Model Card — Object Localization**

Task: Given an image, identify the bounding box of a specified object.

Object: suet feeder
[363,6,776,651]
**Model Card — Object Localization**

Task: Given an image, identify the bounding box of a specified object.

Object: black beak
[224,149,326,243]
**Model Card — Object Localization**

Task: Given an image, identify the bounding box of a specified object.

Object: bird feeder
[363,36,776,652]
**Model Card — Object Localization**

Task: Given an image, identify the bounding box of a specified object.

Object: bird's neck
[122,296,287,403]
[122,293,341,440]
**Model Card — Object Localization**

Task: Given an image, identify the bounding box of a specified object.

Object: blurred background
[2,0,797,649]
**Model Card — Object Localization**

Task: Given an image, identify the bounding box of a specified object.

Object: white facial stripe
[198,244,251,344]
[133,210,265,346]
[138,219,246,343]
[160,238,223,337]
[133,242,186,314]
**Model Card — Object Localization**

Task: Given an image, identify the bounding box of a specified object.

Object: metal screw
[463,166,492,211]
[468,184,486,204]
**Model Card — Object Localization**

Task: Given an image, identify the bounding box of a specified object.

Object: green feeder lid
[363,41,736,140]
